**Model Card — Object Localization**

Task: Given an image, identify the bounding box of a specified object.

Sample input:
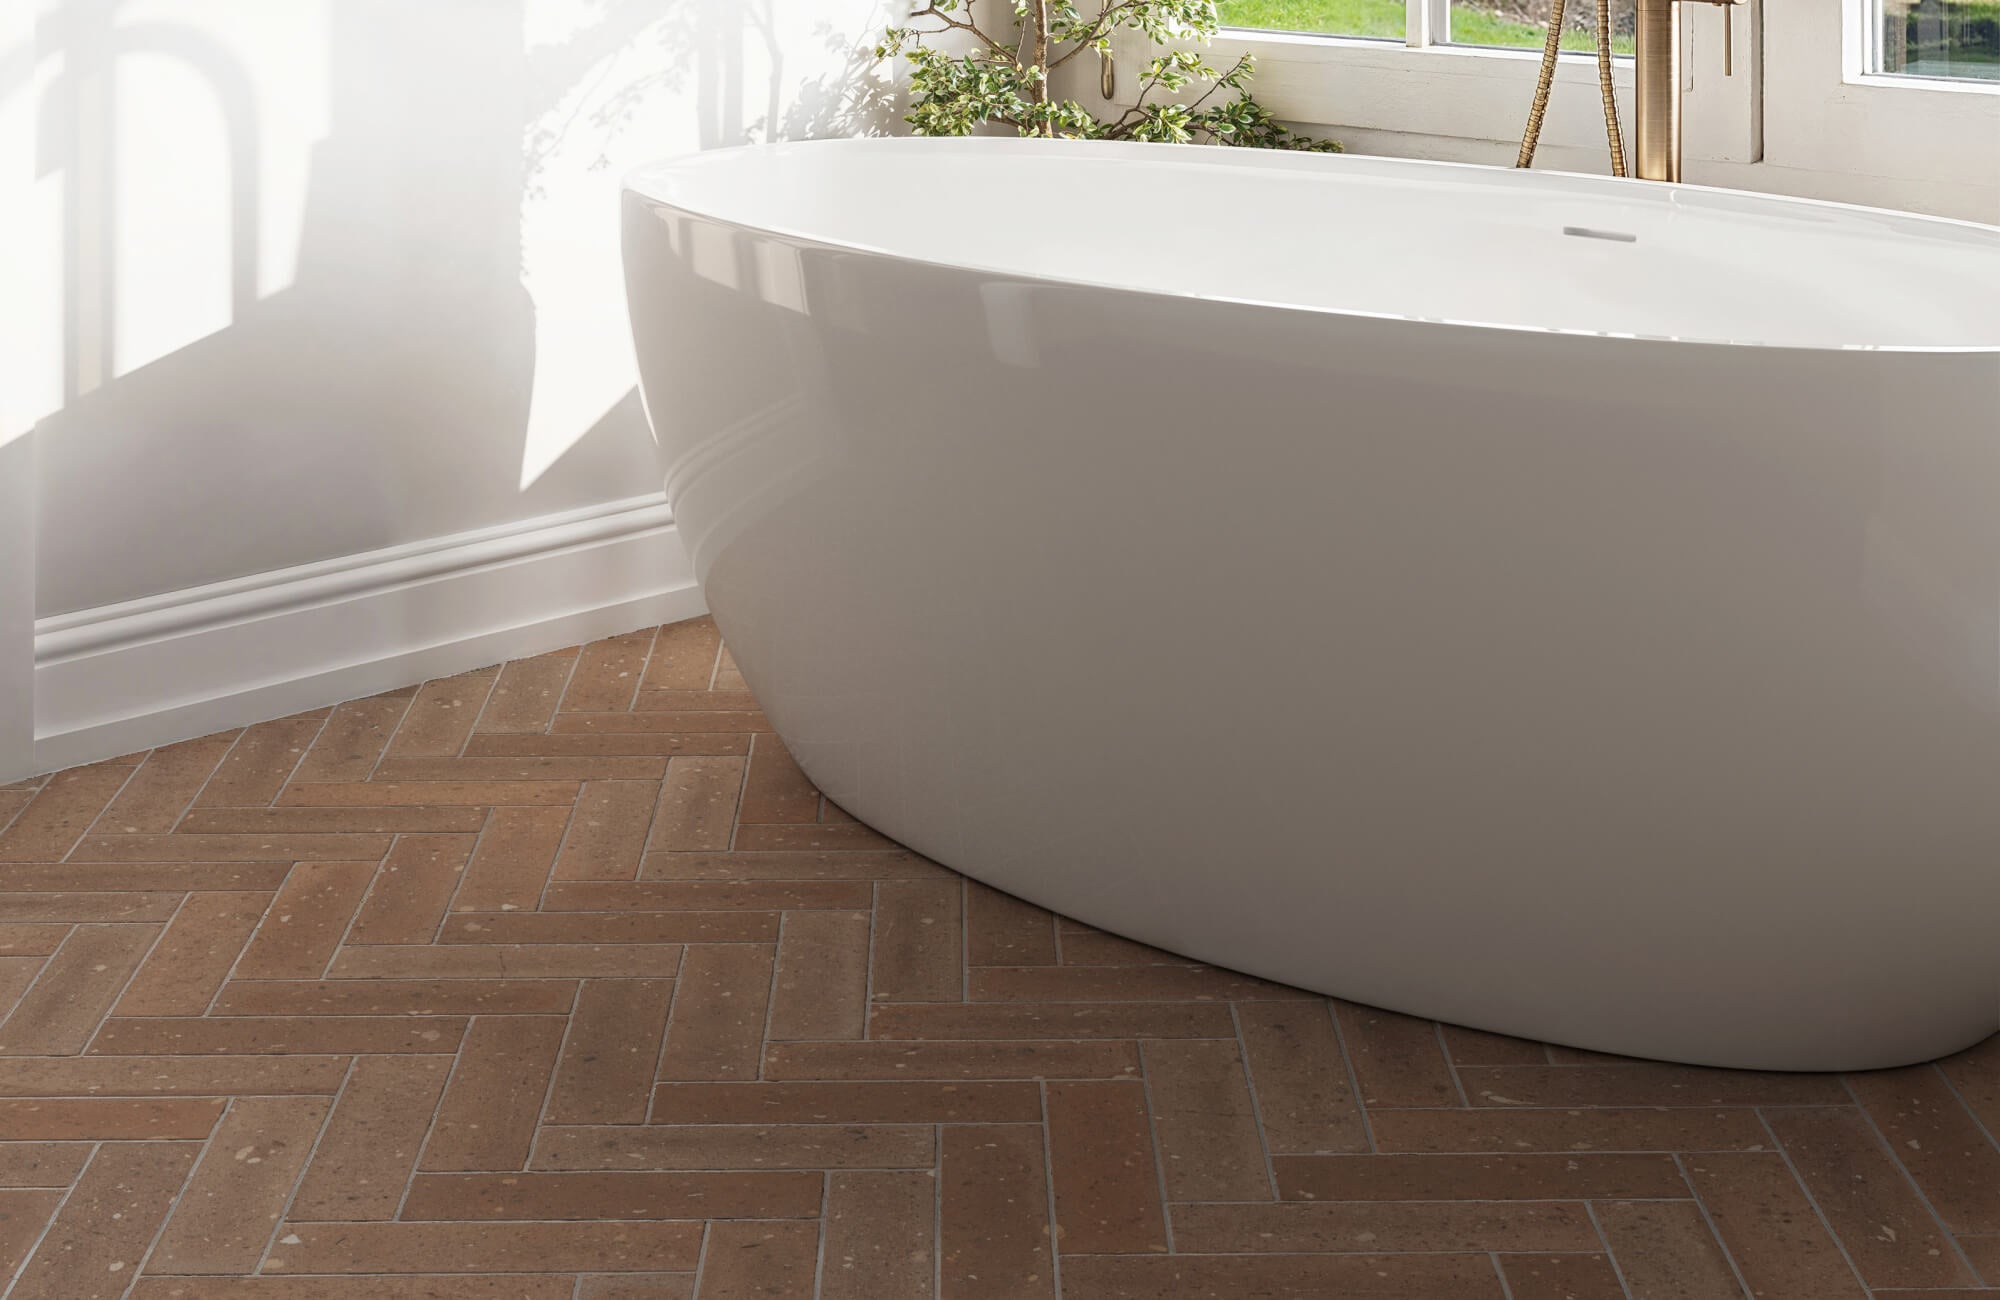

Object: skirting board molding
[31,493,705,776]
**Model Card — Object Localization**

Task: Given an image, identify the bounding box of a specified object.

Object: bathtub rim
[624,137,2000,357]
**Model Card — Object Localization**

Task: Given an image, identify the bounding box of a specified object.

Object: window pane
[1879,1,2000,81]
[1448,0,1635,54]
[1214,0,1405,39]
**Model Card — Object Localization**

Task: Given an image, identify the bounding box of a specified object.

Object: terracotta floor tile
[1370,1106,1772,1154]
[1169,1200,1598,1253]
[1680,1149,1869,1298]
[476,648,579,734]
[1058,1252,1507,1298]
[0,891,180,921]
[1046,1079,1166,1254]
[263,1220,703,1274]
[193,714,327,808]
[735,823,894,852]
[439,910,775,945]
[0,1142,93,1187]
[870,879,963,1003]
[0,1097,222,1140]
[767,910,871,1041]
[554,712,770,736]
[280,780,579,807]
[1495,1252,1629,1300]
[0,925,72,957]
[560,628,656,714]
[288,1054,453,1221]
[694,1219,818,1298]
[737,734,819,826]
[869,1001,1231,1041]
[647,756,747,852]
[381,668,499,759]
[940,1124,1054,1300]
[328,943,682,979]
[535,1122,935,1170]
[214,979,575,1017]
[179,805,490,834]
[113,892,269,1018]
[1333,1000,1462,1108]
[657,944,775,1082]
[293,690,415,782]
[89,1015,465,1056]
[399,1170,822,1220]
[131,1277,576,1298]
[649,1081,1043,1125]
[379,755,670,781]
[641,849,946,880]
[72,833,394,863]
[1964,1233,2000,1281]
[0,761,138,861]
[471,732,751,758]
[1238,1000,1370,1154]
[1457,1063,1850,1108]
[99,737,235,833]
[1592,1199,1748,1300]
[0,923,157,1055]
[451,805,570,912]
[580,1274,696,1299]
[554,780,663,881]
[148,1095,331,1274]
[545,880,872,911]
[640,618,722,692]
[233,860,374,979]
[1275,1153,1688,1201]
[1851,1065,2000,1234]
[765,1040,1140,1081]
[0,1056,346,1096]
[546,978,676,1124]
[1143,1038,1272,1202]
[0,1186,63,1281]
[822,1169,935,1300]
[346,834,477,945]
[973,965,1313,1003]
[964,882,1057,967]
[420,1014,567,1170]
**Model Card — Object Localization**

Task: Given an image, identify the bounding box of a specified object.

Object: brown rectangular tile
[651,1081,1043,1125]
[641,850,945,880]
[1443,1024,1550,1065]
[420,1015,567,1171]
[639,618,723,692]
[0,892,179,922]
[0,1097,222,1139]
[10,1141,200,1296]
[289,1055,454,1221]
[766,1040,1140,1082]
[293,690,414,783]
[98,736,234,832]
[872,879,962,1003]
[973,965,1312,1003]
[1851,1065,2000,1234]
[0,1187,62,1286]
[215,979,575,1017]
[768,910,871,1042]
[70,833,394,863]
[476,648,578,733]
[0,762,137,861]
[1938,1035,2000,1141]
[1371,1106,1774,1153]
[1765,1104,1975,1290]
[1060,1253,1506,1299]
[89,1015,465,1055]
[194,713,327,807]
[1334,1000,1461,1107]
[697,1220,817,1298]
[132,1277,574,1298]
[560,628,656,713]
[0,956,40,1019]
[965,882,1057,966]
[1496,1253,1628,1300]
[400,1170,822,1220]
[869,1001,1232,1041]
[346,834,476,945]
[735,823,894,851]
[1046,1079,1165,1253]
[233,861,374,979]
[1681,1149,1869,1298]
[0,923,156,1055]
[1964,1234,2000,1282]
[535,1123,935,1170]
[711,645,747,691]
[942,1124,1053,1300]
[647,755,746,852]
[278,781,578,807]
[553,780,661,883]
[0,1056,345,1096]
[737,734,819,826]
[1238,1001,1370,1154]
[328,944,682,979]
[1458,1063,1851,1108]
[440,910,775,945]
[263,1221,702,1274]
[823,1169,934,1300]
[546,879,872,911]
[1169,1200,1599,1253]
[1275,1153,1689,1200]
[148,1096,331,1274]
[1593,1199,1748,1299]
[469,733,751,758]
[0,862,289,891]
[377,756,669,782]
[553,712,771,735]
[1143,1038,1271,1202]
[113,891,269,1016]
[656,943,774,1082]
[381,668,499,759]
[546,978,675,1125]
[0,1142,93,1187]
[0,926,71,957]
[451,806,569,912]
[178,806,490,834]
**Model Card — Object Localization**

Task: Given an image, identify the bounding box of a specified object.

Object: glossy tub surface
[624,138,2000,1071]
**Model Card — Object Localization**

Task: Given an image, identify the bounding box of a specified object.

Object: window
[1877,1,2000,81]
[1215,0,1637,53]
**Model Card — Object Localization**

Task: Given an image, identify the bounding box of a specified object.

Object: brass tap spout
[1633,0,1745,182]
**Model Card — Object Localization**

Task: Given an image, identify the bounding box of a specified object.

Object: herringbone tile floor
[0,615,1995,1298]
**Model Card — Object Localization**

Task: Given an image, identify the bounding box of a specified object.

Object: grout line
[361,687,423,783]
[1751,1107,1872,1294]
[74,901,184,1053]
[810,1170,832,1300]
[691,1218,714,1298]
[1671,1152,1757,1300]
[1136,1041,1178,1255]
[1039,1079,1063,1298]
[1229,1002,1283,1200]
[76,750,151,842]
[124,1097,233,1296]
[5,1139,96,1296]
[1489,1249,1517,1300]
[758,912,787,1082]
[646,956,689,1124]
[1436,1021,1473,1107]
[933,1121,945,1300]
[1582,1201,1638,1300]
[251,1059,352,1276]
[1931,1059,2000,1156]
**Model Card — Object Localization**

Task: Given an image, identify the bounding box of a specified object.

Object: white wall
[3,0,901,773]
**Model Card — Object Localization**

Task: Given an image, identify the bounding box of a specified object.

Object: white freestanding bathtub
[624,138,2000,1072]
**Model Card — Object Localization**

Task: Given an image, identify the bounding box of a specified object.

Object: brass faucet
[1633,0,1746,182]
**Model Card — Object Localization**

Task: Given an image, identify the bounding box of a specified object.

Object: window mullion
[1407,0,1438,48]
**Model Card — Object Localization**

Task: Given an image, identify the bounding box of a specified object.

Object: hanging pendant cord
[1517,0,1627,177]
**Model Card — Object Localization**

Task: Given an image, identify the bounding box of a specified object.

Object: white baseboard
[31,493,704,775]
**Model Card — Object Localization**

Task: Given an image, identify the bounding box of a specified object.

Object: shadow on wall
[19,0,902,617]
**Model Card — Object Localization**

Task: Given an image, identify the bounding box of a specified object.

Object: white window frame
[1110,0,2000,218]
